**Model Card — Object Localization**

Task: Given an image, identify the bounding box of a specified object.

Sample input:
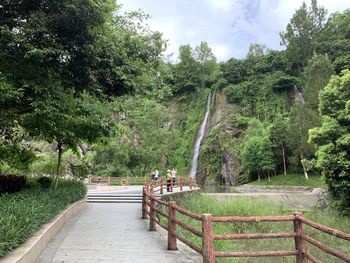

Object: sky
[118,0,349,62]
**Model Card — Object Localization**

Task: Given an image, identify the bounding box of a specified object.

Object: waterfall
[294,85,305,104]
[190,93,211,178]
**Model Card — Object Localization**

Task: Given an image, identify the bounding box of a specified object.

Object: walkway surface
[36,187,197,263]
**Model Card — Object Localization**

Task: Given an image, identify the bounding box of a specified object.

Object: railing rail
[89,176,197,190]
[142,186,350,263]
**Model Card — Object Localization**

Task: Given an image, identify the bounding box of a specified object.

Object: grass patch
[161,192,349,263]
[0,180,86,257]
[249,173,326,187]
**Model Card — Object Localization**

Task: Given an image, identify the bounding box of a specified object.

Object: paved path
[36,188,196,263]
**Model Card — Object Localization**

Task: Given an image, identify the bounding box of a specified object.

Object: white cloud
[204,0,234,12]
[118,0,348,60]
[211,44,231,61]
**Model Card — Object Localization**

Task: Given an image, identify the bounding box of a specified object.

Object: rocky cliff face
[197,91,244,185]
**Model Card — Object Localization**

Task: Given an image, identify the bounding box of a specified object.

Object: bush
[37,176,52,188]
[0,174,28,194]
[0,180,86,257]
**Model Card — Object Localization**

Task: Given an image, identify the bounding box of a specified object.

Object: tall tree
[287,102,318,179]
[194,41,220,89]
[173,44,200,94]
[304,53,335,110]
[280,0,327,70]
[309,70,350,214]
[21,90,110,188]
[270,115,288,175]
[246,43,269,58]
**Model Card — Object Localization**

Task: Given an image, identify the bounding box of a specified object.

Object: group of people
[150,168,177,192]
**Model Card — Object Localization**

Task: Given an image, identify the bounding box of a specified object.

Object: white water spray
[190,94,211,177]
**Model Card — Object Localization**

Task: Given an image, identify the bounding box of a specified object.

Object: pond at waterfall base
[161,192,349,263]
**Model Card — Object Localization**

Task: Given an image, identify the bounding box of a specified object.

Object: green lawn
[249,173,326,187]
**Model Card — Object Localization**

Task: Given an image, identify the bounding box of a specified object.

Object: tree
[270,115,288,175]
[304,53,335,109]
[173,44,200,94]
[194,41,220,88]
[21,90,110,188]
[246,43,269,58]
[240,119,274,181]
[316,10,350,70]
[288,102,318,179]
[309,70,350,213]
[280,0,327,69]
[93,97,175,178]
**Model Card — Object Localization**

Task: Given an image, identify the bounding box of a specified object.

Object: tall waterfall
[190,93,211,178]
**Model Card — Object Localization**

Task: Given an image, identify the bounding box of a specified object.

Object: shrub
[0,180,86,257]
[0,174,28,194]
[37,176,52,188]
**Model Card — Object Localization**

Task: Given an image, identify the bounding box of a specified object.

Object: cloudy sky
[118,0,348,62]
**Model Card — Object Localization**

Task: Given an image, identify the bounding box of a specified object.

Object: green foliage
[309,70,350,213]
[69,163,90,181]
[316,10,350,69]
[303,53,335,109]
[287,102,318,173]
[36,177,52,189]
[280,0,327,69]
[173,43,219,95]
[240,119,274,180]
[0,179,86,257]
[0,141,36,175]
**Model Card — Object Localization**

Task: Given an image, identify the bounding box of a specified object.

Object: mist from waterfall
[190,93,211,177]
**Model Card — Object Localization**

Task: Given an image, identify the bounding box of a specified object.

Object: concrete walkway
[36,188,197,263]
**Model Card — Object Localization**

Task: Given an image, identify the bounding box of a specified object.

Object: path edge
[0,198,87,263]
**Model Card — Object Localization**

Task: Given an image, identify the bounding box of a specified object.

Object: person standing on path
[166,170,172,192]
[171,168,177,187]
[154,169,159,181]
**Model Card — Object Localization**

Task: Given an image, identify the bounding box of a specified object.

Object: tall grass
[0,180,86,257]
[249,173,326,187]
[162,192,349,263]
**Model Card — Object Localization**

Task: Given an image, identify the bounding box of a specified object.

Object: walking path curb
[0,199,87,263]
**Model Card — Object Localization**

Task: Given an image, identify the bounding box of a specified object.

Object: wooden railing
[89,176,197,189]
[142,187,350,263]
[148,177,197,194]
[89,176,151,186]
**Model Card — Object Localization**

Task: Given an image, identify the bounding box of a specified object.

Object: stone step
[87,199,142,203]
[87,194,160,198]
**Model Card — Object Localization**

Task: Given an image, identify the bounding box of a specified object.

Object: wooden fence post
[108,176,111,185]
[142,187,147,219]
[149,194,156,231]
[168,201,177,250]
[202,214,215,263]
[293,212,308,263]
[180,177,183,191]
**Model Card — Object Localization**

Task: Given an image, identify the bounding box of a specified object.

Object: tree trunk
[282,143,287,176]
[258,171,261,181]
[300,152,309,180]
[54,141,63,189]
[267,171,271,182]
